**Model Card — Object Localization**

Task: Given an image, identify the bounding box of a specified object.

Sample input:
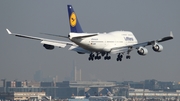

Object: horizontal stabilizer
[70,33,98,38]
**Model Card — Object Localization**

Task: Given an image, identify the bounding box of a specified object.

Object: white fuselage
[69,31,138,52]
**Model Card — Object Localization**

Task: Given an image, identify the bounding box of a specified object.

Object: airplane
[106,89,113,96]
[6,5,174,61]
[84,91,127,101]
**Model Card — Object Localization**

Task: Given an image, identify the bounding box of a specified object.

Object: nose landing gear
[126,55,131,59]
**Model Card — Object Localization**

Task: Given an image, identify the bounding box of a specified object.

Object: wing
[111,32,174,54]
[6,29,75,48]
[132,31,173,48]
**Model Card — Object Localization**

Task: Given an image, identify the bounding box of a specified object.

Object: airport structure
[0,79,180,100]
[0,92,48,101]
[1,66,179,101]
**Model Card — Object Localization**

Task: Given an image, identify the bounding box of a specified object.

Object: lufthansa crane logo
[70,12,77,27]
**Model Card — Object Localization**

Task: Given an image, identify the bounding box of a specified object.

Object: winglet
[170,31,173,38]
[6,29,12,34]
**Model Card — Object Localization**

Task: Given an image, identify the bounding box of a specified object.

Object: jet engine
[43,44,54,50]
[152,43,163,52]
[77,52,85,54]
[137,47,148,56]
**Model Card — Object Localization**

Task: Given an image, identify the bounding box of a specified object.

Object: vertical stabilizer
[67,5,83,33]
[85,92,90,98]
[106,89,113,96]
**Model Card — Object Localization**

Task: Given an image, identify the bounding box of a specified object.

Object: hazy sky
[0,1,180,82]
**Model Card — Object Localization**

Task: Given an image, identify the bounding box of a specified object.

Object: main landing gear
[117,53,123,61]
[89,53,101,61]
[126,55,131,59]
[117,53,131,61]
[95,53,101,60]
[88,53,110,61]
[88,53,94,61]
[126,49,131,59]
[104,53,111,60]
[88,52,131,61]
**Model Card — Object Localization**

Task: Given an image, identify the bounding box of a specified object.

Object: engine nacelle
[77,52,85,54]
[152,43,163,52]
[137,47,148,56]
[43,44,54,50]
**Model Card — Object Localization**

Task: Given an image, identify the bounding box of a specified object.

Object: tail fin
[85,92,90,98]
[67,5,83,33]
[106,89,112,96]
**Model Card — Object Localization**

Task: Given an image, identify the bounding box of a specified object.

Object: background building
[34,70,43,82]
[1,79,180,99]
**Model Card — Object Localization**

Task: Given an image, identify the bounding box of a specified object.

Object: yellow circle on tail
[70,12,77,27]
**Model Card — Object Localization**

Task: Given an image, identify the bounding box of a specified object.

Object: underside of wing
[69,32,98,38]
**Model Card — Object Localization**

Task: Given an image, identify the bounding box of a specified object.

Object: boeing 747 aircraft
[6,5,173,61]
[84,89,127,101]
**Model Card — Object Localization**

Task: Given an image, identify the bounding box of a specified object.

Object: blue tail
[85,92,90,98]
[106,89,112,96]
[67,5,83,33]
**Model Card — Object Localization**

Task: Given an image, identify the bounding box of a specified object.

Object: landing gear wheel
[88,57,94,61]
[95,56,101,60]
[120,58,122,61]
[98,56,101,59]
[117,57,122,61]
[104,57,107,60]
[90,54,94,57]
[116,58,119,61]
[117,54,123,61]
[126,56,128,59]
[126,55,131,59]
[104,53,111,60]
[108,56,111,60]
[95,53,101,60]
[105,56,111,60]
[89,53,95,61]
